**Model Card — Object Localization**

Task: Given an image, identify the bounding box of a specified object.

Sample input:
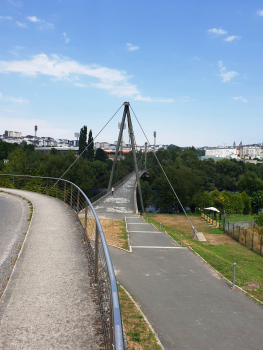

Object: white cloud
[7,0,22,7]
[26,16,53,29]
[127,43,139,51]
[224,35,241,42]
[0,15,13,20]
[233,96,248,103]
[74,83,87,87]
[0,53,172,102]
[0,92,28,103]
[63,32,70,44]
[192,56,200,61]
[135,95,173,103]
[27,16,41,23]
[218,61,238,83]
[0,115,71,139]
[257,10,263,16]
[9,45,25,56]
[208,28,227,35]
[16,21,26,27]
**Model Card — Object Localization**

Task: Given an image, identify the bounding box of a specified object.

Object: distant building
[4,130,22,138]
[205,147,237,159]
[239,146,260,159]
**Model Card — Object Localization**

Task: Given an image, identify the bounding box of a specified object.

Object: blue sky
[0,0,263,147]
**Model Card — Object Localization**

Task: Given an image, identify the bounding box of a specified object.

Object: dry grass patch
[100,219,129,250]
[81,217,129,250]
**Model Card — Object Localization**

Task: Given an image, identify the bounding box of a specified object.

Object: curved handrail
[0,173,124,350]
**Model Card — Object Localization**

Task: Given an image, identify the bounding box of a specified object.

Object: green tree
[78,126,87,158]
[87,129,94,161]
[251,191,263,213]
[254,212,263,226]
[241,191,251,214]
[94,148,108,162]
[237,172,263,196]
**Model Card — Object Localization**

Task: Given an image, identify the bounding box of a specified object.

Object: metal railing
[0,174,124,350]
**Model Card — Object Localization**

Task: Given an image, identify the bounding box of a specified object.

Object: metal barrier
[0,174,124,350]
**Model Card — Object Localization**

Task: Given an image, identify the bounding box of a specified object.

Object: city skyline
[1,1,263,147]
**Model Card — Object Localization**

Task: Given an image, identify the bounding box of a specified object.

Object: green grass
[144,215,263,303]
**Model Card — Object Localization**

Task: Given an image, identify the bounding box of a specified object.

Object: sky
[0,0,263,147]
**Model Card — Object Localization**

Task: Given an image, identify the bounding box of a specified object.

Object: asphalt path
[0,192,30,294]
[0,192,29,264]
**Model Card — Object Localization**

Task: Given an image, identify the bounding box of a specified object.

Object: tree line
[1,135,263,214]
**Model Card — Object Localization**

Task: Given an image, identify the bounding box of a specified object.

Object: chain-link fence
[0,174,124,350]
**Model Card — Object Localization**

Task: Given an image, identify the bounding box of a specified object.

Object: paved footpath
[95,179,263,350]
[0,188,104,350]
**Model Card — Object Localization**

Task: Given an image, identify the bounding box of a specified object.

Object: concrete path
[95,179,263,350]
[0,192,30,294]
[93,173,137,219]
[0,188,104,350]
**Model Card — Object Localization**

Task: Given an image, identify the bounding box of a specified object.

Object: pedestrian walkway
[0,188,104,350]
[94,173,137,219]
[94,179,263,350]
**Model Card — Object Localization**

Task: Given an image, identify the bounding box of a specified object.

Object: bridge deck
[0,188,104,350]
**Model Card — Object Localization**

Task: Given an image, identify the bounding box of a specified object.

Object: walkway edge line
[118,284,165,350]
[0,189,34,300]
[125,217,132,252]
[107,243,131,253]
[188,246,263,306]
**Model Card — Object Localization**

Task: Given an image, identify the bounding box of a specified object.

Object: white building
[4,130,22,138]
[240,146,260,159]
[205,147,237,159]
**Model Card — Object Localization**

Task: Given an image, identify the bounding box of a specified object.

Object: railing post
[95,223,99,283]
[260,235,262,256]
[232,263,236,289]
[252,232,254,251]
[64,181,66,203]
[56,181,58,198]
[12,175,14,188]
[36,178,38,193]
[77,189,79,214]
[233,223,234,238]
[70,184,73,207]
[109,298,114,350]
[245,229,247,246]
[46,178,48,195]
[25,177,27,190]
[85,200,88,233]
[181,234,183,247]
[238,226,240,242]
[228,221,229,234]
[159,222,161,232]
[147,216,148,223]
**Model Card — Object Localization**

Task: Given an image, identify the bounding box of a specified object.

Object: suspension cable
[129,104,197,235]
[53,103,124,187]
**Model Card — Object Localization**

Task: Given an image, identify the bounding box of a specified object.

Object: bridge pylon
[107,102,145,214]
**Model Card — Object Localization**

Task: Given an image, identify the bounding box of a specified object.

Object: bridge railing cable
[129,104,198,236]
[0,174,124,350]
